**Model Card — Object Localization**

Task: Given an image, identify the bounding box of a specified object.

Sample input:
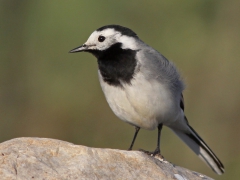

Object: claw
[139,148,164,159]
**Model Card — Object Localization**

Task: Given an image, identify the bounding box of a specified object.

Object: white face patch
[118,35,138,50]
[83,28,138,51]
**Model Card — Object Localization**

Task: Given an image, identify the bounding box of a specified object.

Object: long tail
[169,117,225,175]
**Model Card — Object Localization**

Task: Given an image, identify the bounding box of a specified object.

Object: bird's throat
[95,43,138,87]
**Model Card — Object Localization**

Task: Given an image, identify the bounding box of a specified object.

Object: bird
[69,25,224,175]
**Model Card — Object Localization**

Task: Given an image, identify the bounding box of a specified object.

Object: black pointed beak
[69,44,87,53]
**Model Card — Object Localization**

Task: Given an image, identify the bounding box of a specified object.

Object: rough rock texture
[0,138,214,180]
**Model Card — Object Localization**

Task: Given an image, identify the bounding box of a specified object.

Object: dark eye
[98,36,105,42]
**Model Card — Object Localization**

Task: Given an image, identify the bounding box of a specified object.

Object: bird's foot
[139,148,164,159]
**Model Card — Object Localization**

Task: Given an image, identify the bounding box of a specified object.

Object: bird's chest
[98,71,176,130]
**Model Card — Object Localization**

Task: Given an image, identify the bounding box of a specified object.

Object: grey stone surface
[0,137,214,180]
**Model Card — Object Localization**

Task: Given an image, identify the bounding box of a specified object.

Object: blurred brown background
[0,1,239,179]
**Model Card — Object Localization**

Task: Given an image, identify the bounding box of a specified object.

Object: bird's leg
[128,126,140,150]
[153,123,163,155]
[140,124,164,158]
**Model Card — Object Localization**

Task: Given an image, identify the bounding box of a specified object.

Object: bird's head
[69,25,139,57]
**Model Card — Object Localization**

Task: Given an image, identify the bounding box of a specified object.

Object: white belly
[98,71,180,130]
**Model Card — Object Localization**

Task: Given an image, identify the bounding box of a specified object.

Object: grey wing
[137,45,185,94]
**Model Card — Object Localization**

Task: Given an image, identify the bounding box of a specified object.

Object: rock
[0,137,213,180]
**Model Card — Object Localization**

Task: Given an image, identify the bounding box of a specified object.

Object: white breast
[98,70,180,130]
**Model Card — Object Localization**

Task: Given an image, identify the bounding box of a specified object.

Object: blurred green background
[0,0,239,179]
